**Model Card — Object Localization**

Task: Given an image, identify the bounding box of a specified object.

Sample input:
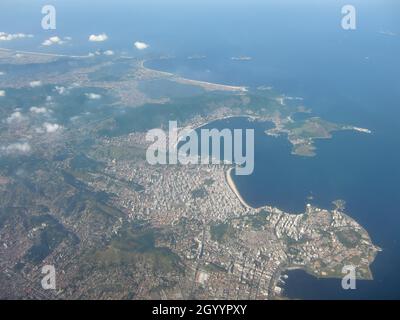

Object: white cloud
[43,122,61,133]
[0,32,33,41]
[1,142,31,154]
[29,81,42,88]
[89,33,108,42]
[43,39,58,46]
[0,90,5,97]
[134,41,149,50]
[42,36,65,46]
[55,86,66,95]
[85,93,102,100]
[0,71,5,76]
[6,111,25,124]
[103,50,114,56]
[30,106,47,114]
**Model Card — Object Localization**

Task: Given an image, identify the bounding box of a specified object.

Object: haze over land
[0,0,399,299]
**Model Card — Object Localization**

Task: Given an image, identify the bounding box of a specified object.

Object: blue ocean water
[195,116,400,299]
[145,1,400,299]
[1,0,399,299]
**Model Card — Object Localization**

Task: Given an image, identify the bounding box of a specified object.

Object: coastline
[141,59,248,93]
[225,167,254,209]
[189,115,257,131]
[0,47,247,92]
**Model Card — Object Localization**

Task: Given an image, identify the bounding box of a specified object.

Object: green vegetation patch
[24,215,77,265]
[204,262,227,273]
[335,229,362,248]
[286,117,341,139]
[70,153,104,172]
[138,79,205,99]
[91,226,184,274]
[191,187,208,199]
[248,210,270,230]
[210,223,236,243]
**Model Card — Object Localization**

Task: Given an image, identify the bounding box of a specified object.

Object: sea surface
[1,0,399,299]
[145,2,400,300]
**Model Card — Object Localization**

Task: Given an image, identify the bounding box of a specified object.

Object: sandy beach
[141,59,248,93]
[225,167,253,209]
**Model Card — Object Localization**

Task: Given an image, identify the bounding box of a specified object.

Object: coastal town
[82,131,380,299]
[0,48,379,299]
